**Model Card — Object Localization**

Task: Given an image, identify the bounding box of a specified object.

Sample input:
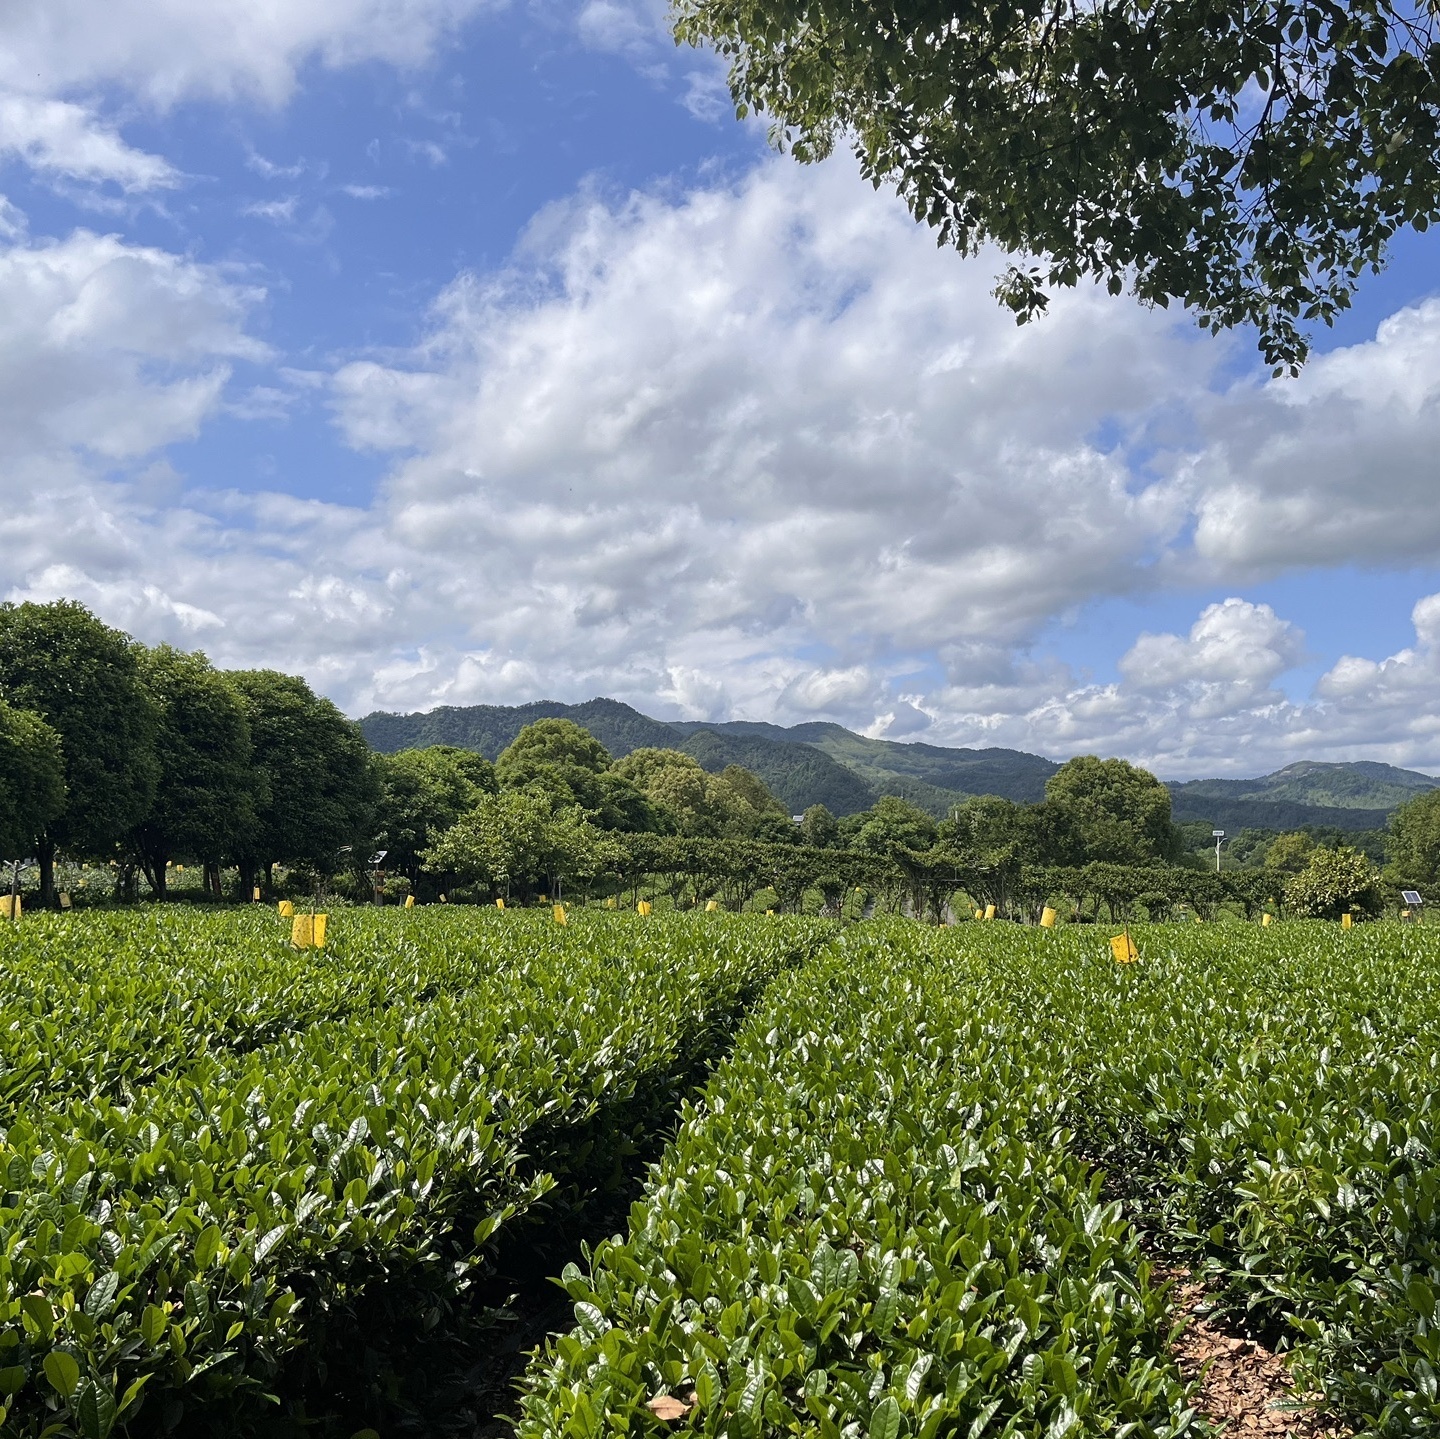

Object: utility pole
[1212,829,1225,873]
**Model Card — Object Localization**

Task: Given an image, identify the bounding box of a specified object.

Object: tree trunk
[37,838,55,909]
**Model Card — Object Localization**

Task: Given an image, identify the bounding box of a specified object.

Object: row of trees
[0,602,807,906]
[0,598,1411,919]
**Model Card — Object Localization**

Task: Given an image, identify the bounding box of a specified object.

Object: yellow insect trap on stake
[1262,912,1273,927]
[1039,906,1057,928]
[277,900,294,918]
[553,904,567,925]
[1110,932,1139,964]
[1342,911,1354,929]
[495,897,505,910]
[253,886,262,902]
[637,900,652,916]
[974,909,984,921]
[604,896,616,909]
[291,914,327,950]
[1,896,20,921]
[59,893,71,910]
[705,899,719,912]
[983,904,996,921]
[404,894,415,909]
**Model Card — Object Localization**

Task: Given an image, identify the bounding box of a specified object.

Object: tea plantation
[1,909,1437,1437]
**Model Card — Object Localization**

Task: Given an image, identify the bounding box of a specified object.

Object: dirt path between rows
[1171,1278,1347,1438]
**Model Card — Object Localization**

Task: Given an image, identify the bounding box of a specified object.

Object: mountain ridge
[358,698,1438,827]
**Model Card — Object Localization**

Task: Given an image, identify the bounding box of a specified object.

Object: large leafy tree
[675,0,1440,371]
[497,719,656,831]
[128,646,261,899]
[227,670,378,888]
[1386,787,1440,888]
[1044,755,1180,865]
[375,746,498,884]
[0,702,65,863]
[1285,844,1384,918]
[0,600,158,903]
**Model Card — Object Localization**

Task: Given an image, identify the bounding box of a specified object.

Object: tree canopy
[1044,755,1180,866]
[0,701,65,862]
[129,646,260,897]
[375,746,498,881]
[227,670,378,877]
[674,0,1440,371]
[0,600,159,898]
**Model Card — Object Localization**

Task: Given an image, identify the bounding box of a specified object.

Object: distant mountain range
[358,699,1439,832]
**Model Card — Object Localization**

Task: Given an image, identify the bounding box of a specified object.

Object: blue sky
[3,0,1440,777]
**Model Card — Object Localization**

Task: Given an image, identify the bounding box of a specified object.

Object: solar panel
[1402,890,1423,906]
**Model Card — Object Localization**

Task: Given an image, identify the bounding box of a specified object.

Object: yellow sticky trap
[314,913,327,948]
[291,915,313,948]
[278,900,294,918]
[495,897,504,910]
[705,899,719,912]
[176,864,184,872]
[1342,912,1353,929]
[1262,912,1273,926]
[1,895,20,920]
[974,908,983,921]
[59,893,71,910]
[1402,908,1412,919]
[404,894,415,909]
[604,896,616,909]
[1110,933,1139,963]
[765,909,774,916]
[1193,915,1203,923]
[1039,906,1057,928]
[983,904,996,921]
[253,886,262,902]
[553,903,567,925]
[439,894,447,904]
[637,900,652,916]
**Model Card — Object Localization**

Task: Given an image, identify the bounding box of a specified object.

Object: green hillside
[675,730,876,815]
[360,699,1440,826]
[1169,759,1437,812]
[359,698,679,760]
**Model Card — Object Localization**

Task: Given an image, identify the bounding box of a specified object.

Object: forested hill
[359,699,1439,825]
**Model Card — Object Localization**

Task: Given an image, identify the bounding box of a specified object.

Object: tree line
[0,597,1423,919]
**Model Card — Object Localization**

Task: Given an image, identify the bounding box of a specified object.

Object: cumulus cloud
[8,156,1440,776]
[0,1,497,110]
[0,95,177,191]
[1177,301,1440,580]
[0,0,500,192]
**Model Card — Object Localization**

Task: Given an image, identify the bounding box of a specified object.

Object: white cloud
[0,226,265,461]
[0,1,499,111]
[9,156,1440,778]
[0,94,177,191]
[0,0,501,192]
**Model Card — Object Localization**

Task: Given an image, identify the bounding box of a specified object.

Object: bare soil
[1170,1277,1347,1438]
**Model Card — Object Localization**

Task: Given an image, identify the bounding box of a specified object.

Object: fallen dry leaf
[1169,1276,1347,1438]
[646,1395,692,1421]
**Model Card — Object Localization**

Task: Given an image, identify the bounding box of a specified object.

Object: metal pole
[8,860,17,922]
